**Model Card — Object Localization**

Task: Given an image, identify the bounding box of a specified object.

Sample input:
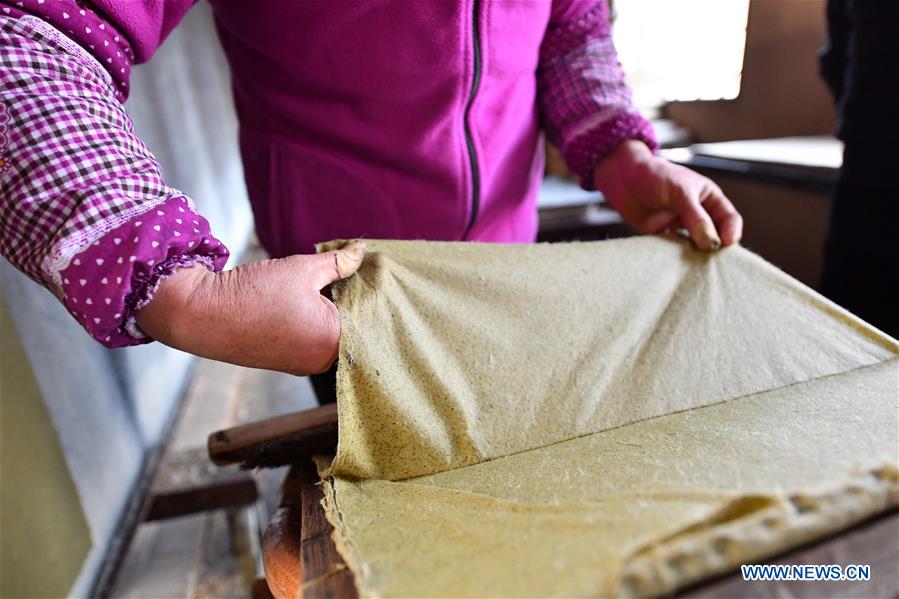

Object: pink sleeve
[0,14,228,347]
[5,0,196,100]
[538,0,658,189]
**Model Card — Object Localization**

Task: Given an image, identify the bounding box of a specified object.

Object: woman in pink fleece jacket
[0,1,741,382]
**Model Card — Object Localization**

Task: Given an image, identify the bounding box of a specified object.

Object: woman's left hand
[593,140,743,250]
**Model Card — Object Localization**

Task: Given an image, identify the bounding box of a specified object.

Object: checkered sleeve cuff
[0,14,229,346]
[563,111,658,190]
[537,0,658,189]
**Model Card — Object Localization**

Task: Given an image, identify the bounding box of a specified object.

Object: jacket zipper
[461,0,482,240]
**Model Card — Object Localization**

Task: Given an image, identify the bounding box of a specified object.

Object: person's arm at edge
[536,0,742,249]
[0,9,364,376]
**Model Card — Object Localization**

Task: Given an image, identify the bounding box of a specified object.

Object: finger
[669,187,722,251]
[307,239,367,290]
[642,209,679,234]
[701,186,743,246]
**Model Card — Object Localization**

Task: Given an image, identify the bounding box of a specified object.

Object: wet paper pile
[316,236,898,597]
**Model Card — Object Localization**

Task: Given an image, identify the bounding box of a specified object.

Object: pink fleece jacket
[0,0,655,346]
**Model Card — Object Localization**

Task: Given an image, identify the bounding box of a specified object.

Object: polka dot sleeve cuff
[60,195,228,347]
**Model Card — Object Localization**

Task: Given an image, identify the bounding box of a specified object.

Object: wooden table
[660,136,842,195]
[262,459,899,599]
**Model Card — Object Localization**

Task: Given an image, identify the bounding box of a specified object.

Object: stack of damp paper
[315,236,898,598]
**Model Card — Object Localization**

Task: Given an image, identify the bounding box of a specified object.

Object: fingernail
[691,221,721,251]
[336,240,366,278]
[346,239,366,258]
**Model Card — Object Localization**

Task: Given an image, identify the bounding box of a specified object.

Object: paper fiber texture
[319,236,898,597]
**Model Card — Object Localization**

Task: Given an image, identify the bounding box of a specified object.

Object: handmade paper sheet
[318,236,898,597]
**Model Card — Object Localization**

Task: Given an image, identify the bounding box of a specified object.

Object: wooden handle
[207,403,339,466]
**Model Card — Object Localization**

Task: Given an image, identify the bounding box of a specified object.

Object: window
[612,0,751,109]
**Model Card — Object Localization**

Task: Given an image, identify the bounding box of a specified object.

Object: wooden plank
[263,508,302,598]
[298,460,357,599]
[92,361,199,598]
[109,515,208,599]
[146,447,257,521]
[208,404,338,468]
[263,462,358,599]
[263,465,304,599]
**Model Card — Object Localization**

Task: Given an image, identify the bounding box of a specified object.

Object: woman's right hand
[136,240,366,376]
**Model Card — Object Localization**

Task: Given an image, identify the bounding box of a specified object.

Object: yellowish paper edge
[618,465,899,596]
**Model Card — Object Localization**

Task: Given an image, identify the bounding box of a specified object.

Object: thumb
[306,239,367,290]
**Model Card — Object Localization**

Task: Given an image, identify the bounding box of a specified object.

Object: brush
[207,403,339,469]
